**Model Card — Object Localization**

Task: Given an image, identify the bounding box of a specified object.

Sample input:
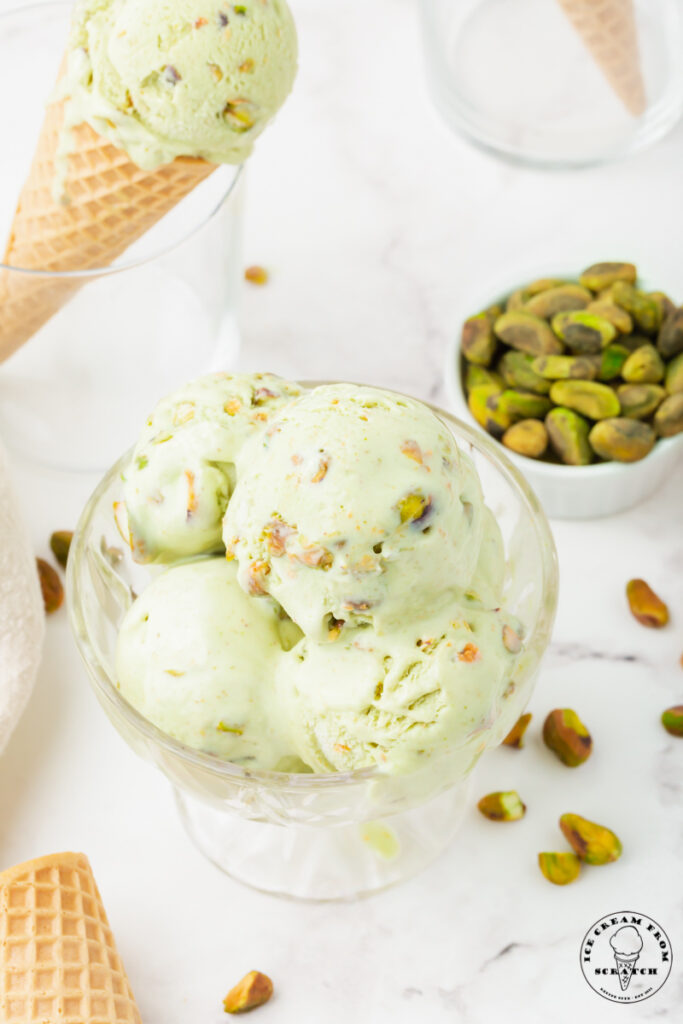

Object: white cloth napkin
[0,441,44,754]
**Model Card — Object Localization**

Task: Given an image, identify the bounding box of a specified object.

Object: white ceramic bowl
[445,267,683,520]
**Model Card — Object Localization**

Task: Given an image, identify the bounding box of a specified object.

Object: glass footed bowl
[67,389,559,901]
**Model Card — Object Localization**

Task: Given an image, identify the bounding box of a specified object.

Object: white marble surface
[2,0,683,1021]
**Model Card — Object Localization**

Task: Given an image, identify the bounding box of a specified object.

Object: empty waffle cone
[557,0,646,116]
[0,81,215,364]
[0,851,142,1023]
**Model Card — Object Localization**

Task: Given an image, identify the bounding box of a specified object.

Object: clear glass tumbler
[420,0,683,167]
[0,3,244,472]
[67,391,559,901]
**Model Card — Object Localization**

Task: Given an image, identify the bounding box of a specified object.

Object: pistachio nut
[654,392,683,437]
[498,389,553,420]
[37,558,63,614]
[661,706,683,738]
[621,343,665,384]
[549,380,620,420]
[579,262,637,292]
[589,418,656,462]
[498,351,552,394]
[224,972,274,1014]
[502,712,533,749]
[665,352,683,394]
[542,709,593,767]
[648,290,676,324]
[502,419,548,459]
[525,277,567,296]
[610,281,661,334]
[538,852,581,886]
[477,791,526,822]
[49,530,73,569]
[524,284,592,319]
[462,312,497,366]
[595,344,630,381]
[657,308,683,359]
[468,385,513,438]
[397,492,432,526]
[532,355,598,381]
[546,407,593,465]
[495,311,564,356]
[551,311,617,354]
[465,363,503,394]
[618,333,652,353]
[506,288,530,312]
[585,300,633,334]
[559,813,623,865]
[617,384,666,420]
[626,578,669,628]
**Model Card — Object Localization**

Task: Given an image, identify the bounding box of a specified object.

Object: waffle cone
[0,851,142,1023]
[557,0,646,116]
[0,84,215,363]
[613,951,639,990]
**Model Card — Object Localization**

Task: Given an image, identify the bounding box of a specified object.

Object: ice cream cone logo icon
[610,926,643,991]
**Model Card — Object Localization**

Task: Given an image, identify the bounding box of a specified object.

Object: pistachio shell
[465,363,503,393]
[502,712,533,748]
[657,308,683,359]
[462,312,497,366]
[579,262,637,291]
[494,312,564,356]
[502,419,548,459]
[617,384,666,420]
[654,392,683,437]
[477,791,526,822]
[559,813,623,865]
[524,284,592,319]
[543,709,593,767]
[585,300,633,334]
[589,418,656,462]
[621,343,665,384]
[538,852,581,886]
[549,380,620,420]
[546,407,593,465]
[468,385,513,438]
[532,355,598,381]
[665,352,683,394]
[552,311,617,354]
[498,351,552,394]
[661,706,683,738]
[611,281,661,334]
[498,390,553,420]
[626,578,669,628]
[595,344,630,381]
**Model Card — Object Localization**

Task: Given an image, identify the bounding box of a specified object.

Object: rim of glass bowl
[0,1,243,279]
[67,387,559,791]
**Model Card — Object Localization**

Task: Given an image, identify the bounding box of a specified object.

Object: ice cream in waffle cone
[556,0,646,116]
[0,852,141,1023]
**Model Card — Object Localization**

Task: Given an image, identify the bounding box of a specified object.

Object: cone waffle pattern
[557,0,646,115]
[0,852,142,1023]
[0,90,214,362]
[614,952,639,991]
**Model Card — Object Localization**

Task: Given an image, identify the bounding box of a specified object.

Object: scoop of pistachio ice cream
[223,384,486,642]
[277,601,523,774]
[123,372,302,563]
[116,557,303,769]
[64,0,298,169]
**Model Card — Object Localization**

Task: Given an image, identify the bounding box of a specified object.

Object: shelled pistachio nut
[532,355,598,381]
[525,277,566,296]
[621,343,665,384]
[589,418,656,462]
[498,390,553,420]
[477,791,526,822]
[559,814,623,865]
[585,300,633,334]
[495,312,564,356]
[502,712,533,749]
[549,380,620,420]
[579,262,636,292]
[498,351,552,394]
[465,363,503,393]
[551,311,617,354]
[665,352,683,394]
[626,578,669,628]
[595,344,630,381]
[468,385,513,438]
[506,288,530,311]
[611,281,661,334]
[538,852,581,886]
[617,384,666,420]
[543,709,593,767]
[658,308,683,359]
[546,407,593,465]
[502,419,548,459]
[462,312,497,366]
[654,392,683,438]
[661,706,683,738]
[648,291,676,324]
[524,284,592,319]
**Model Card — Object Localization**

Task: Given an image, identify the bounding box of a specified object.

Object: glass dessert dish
[420,0,683,168]
[0,3,244,473]
[67,391,558,901]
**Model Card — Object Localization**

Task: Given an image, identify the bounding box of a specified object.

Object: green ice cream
[123,372,302,563]
[223,384,486,642]
[115,557,303,769]
[64,0,298,169]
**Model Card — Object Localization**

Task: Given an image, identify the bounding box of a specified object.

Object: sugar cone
[557,0,646,116]
[0,851,142,1023]
[0,83,215,363]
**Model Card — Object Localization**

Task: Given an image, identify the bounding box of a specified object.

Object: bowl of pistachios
[446,262,683,520]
